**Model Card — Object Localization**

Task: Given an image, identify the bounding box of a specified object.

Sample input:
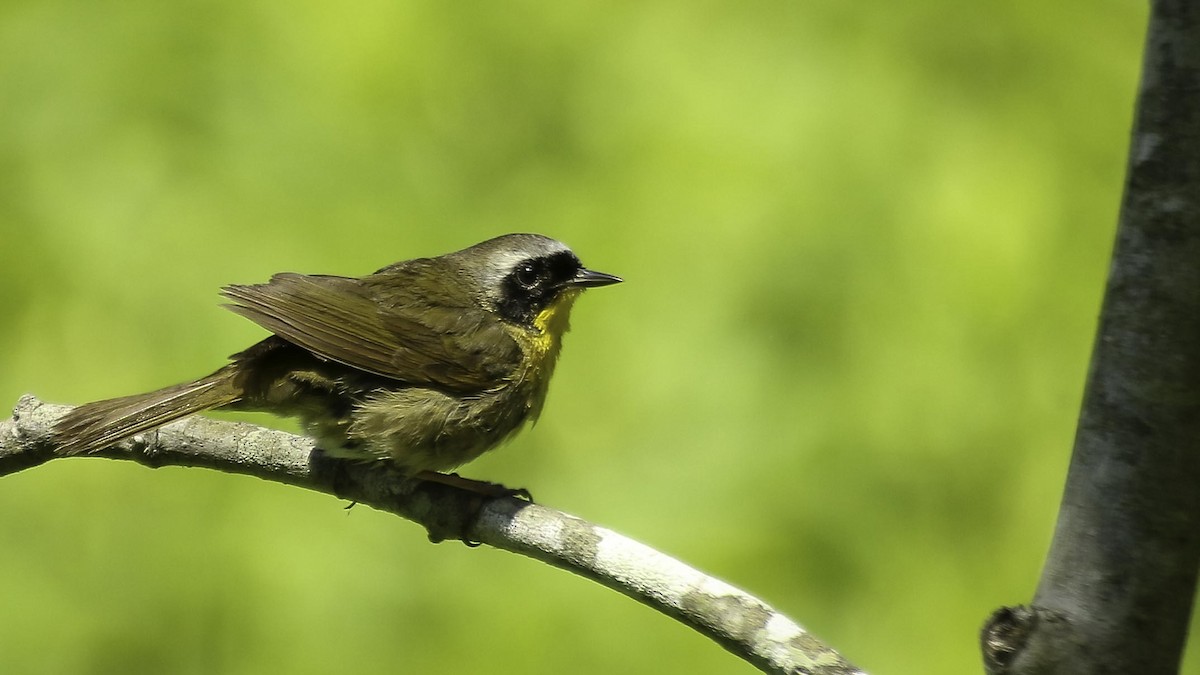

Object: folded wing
[222,272,522,392]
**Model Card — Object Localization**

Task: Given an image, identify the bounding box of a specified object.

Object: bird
[53,234,621,487]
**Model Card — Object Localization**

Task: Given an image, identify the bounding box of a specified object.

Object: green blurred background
[3,1,1188,673]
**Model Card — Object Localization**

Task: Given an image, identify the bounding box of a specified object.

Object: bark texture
[983,2,1200,673]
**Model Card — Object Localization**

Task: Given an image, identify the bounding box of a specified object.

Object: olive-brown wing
[221,272,521,392]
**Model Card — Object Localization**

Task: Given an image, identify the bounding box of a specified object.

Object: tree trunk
[982,2,1200,673]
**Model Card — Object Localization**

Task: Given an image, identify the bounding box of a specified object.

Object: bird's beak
[569,268,623,288]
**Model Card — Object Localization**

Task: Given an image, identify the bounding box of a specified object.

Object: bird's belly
[314,378,545,474]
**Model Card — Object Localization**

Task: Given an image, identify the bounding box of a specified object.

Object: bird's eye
[514,262,539,289]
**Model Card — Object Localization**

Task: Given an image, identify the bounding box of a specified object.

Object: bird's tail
[53,367,242,456]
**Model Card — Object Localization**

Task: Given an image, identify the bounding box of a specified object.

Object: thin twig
[4,395,865,675]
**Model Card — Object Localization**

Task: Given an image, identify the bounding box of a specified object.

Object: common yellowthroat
[54,234,621,481]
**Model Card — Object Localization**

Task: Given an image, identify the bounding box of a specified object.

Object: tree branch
[4,395,865,675]
[982,2,1200,672]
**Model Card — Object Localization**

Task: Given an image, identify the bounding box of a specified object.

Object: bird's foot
[414,470,533,502]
